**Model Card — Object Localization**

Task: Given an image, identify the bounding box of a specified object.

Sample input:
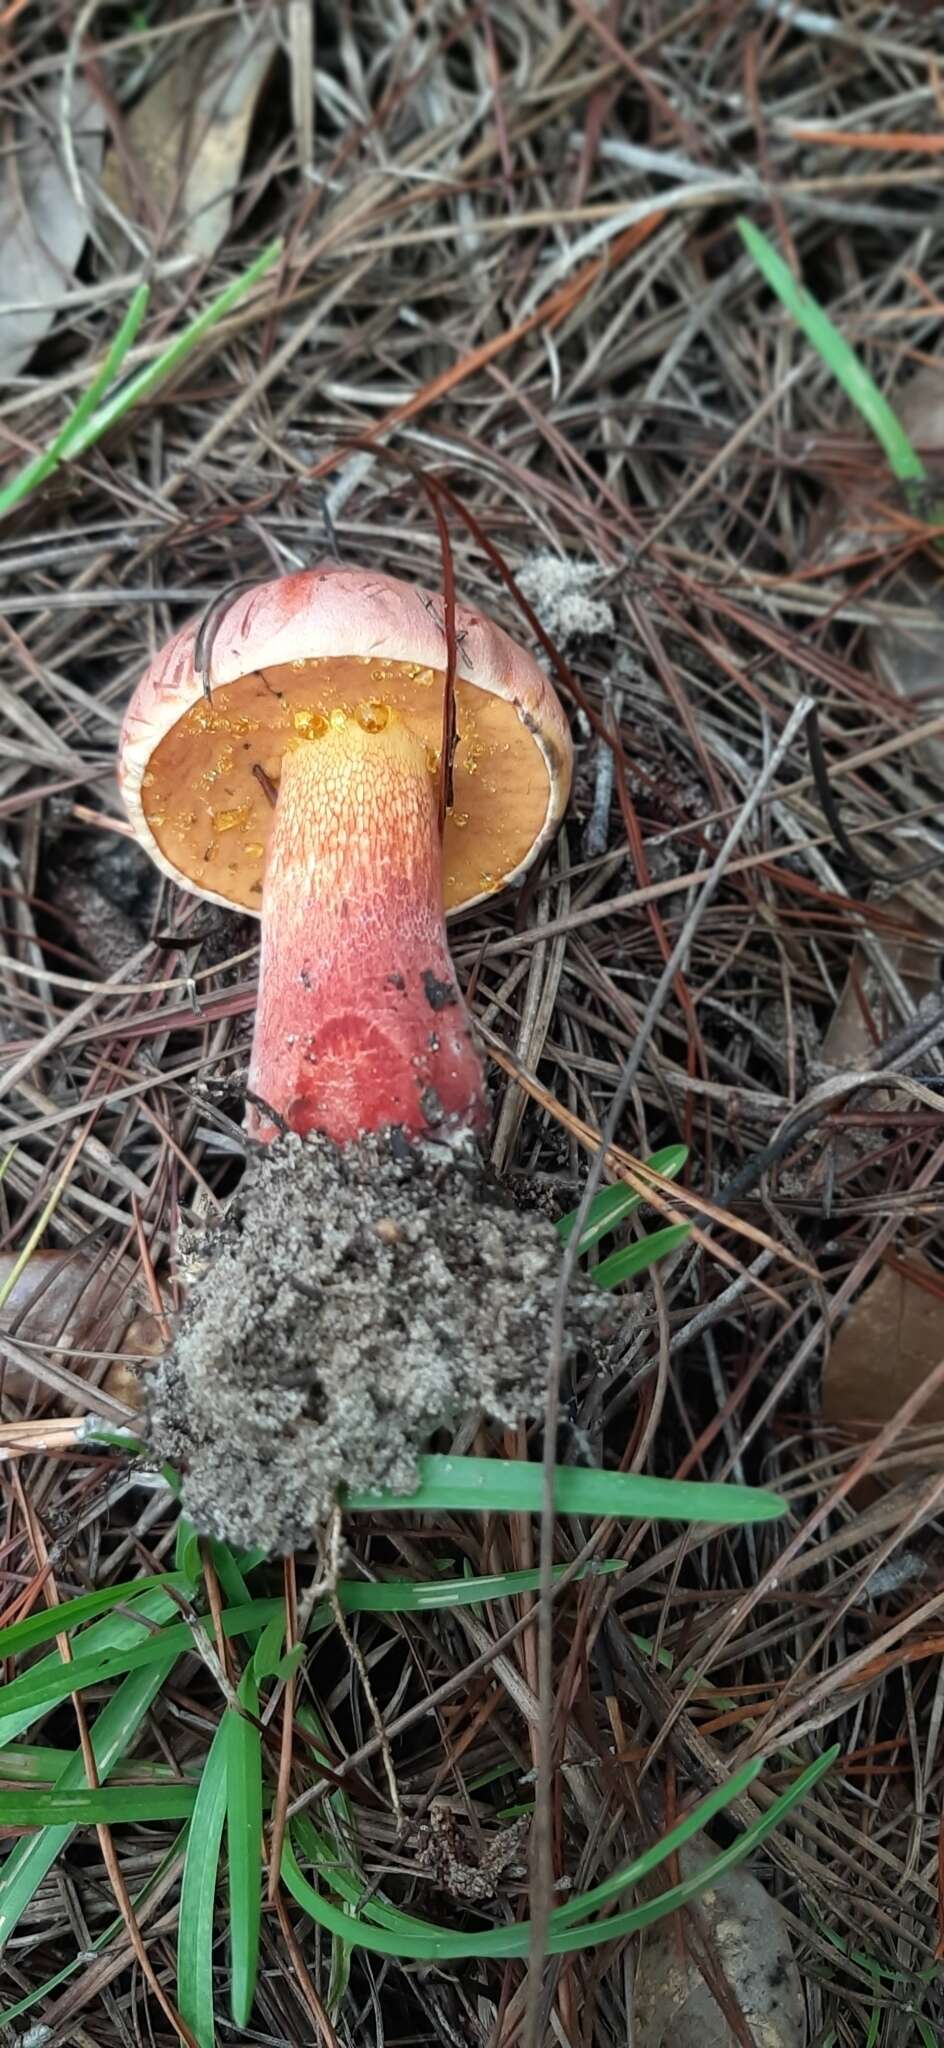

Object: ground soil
[148,1130,609,1550]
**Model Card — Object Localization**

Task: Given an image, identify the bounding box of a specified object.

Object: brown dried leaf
[101,20,277,264]
[808,364,944,785]
[0,1250,163,1409]
[898,364,944,450]
[635,1846,805,2048]
[821,892,938,1072]
[822,1254,944,1430]
[0,80,104,382]
[866,365,944,751]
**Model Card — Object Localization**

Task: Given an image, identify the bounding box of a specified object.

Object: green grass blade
[176,1517,202,1580]
[82,1443,780,1531]
[550,1755,765,1928]
[0,1563,621,1727]
[0,1598,283,1725]
[67,239,282,458]
[0,1634,193,1722]
[0,284,149,520]
[629,1631,738,1713]
[178,1717,229,2048]
[0,1573,180,1660]
[295,1707,358,2013]
[0,1651,180,1950]
[0,1584,193,1747]
[234,1545,269,1575]
[0,1743,82,1782]
[550,1749,837,1953]
[330,1556,623,1617]
[283,1749,835,1959]
[1,1569,620,1725]
[290,1761,764,1943]
[557,1145,688,1251]
[291,1811,442,1936]
[327,1917,353,2016]
[0,1745,197,1785]
[226,1671,263,2028]
[206,1539,255,1615]
[593,1221,691,1289]
[737,217,925,485]
[0,1784,197,1825]
[251,1612,287,1682]
[864,1975,881,2048]
[344,1454,784,1524]
[0,1573,199,1948]
[808,1898,941,1988]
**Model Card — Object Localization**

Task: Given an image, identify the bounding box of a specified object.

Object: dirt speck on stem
[147,1132,608,1551]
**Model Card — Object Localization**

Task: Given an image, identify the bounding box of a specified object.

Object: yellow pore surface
[141,654,551,910]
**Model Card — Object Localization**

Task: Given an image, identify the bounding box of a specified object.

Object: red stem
[246,712,488,1145]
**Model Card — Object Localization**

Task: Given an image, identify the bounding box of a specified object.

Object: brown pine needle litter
[1,3,944,2043]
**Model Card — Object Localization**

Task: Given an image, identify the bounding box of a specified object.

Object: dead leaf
[0,80,104,382]
[807,363,944,786]
[0,1249,164,1409]
[101,19,277,264]
[823,1254,944,1430]
[866,365,944,752]
[895,363,944,458]
[635,1845,805,2048]
[821,892,938,1072]
[868,560,944,735]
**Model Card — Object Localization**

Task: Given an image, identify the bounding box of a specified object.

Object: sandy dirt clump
[147,1131,608,1551]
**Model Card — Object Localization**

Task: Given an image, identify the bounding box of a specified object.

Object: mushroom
[119,563,572,1144]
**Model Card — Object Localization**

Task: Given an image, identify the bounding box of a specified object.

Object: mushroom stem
[246,710,489,1145]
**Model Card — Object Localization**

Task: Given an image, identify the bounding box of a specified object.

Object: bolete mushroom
[119,563,571,1143]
